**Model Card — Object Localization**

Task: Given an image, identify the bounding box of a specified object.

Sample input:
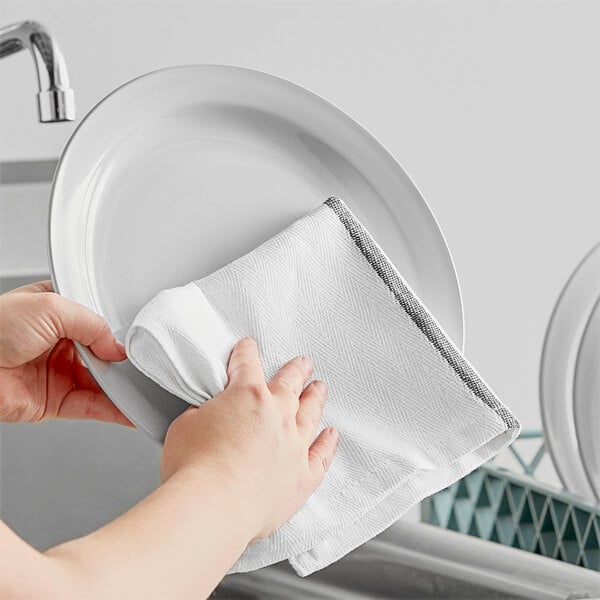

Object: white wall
[2,0,600,485]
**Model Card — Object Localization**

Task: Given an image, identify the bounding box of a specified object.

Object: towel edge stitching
[323,196,519,430]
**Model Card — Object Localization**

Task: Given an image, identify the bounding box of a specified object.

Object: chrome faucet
[0,20,75,122]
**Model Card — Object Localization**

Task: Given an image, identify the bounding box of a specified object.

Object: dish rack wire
[421,430,600,571]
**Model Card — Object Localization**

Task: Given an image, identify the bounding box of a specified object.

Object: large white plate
[48,65,464,442]
[574,294,600,499]
[540,242,600,501]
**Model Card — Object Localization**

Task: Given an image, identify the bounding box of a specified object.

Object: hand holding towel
[125,196,520,576]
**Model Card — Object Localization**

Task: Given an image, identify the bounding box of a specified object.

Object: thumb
[39,293,126,362]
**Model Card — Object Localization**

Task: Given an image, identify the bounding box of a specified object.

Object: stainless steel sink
[214,521,600,599]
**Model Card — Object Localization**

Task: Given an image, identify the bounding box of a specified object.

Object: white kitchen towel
[125,196,521,576]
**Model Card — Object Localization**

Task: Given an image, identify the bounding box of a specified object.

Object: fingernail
[115,340,126,354]
[301,356,313,370]
[329,427,339,440]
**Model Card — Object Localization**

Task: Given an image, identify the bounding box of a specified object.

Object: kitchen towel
[125,196,521,576]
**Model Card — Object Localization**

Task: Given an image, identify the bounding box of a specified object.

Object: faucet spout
[0,20,75,122]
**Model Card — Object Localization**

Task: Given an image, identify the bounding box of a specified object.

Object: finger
[75,360,104,393]
[4,279,53,296]
[296,380,328,441]
[47,339,134,427]
[55,388,135,427]
[307,427,340,488]
[226,337,267,391]
[73,354,135,427]
[38,293,126,362]
[268,355,313,402]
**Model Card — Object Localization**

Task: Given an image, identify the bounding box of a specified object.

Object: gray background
[1,0,599,549]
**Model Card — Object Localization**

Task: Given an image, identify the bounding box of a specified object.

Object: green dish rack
[421,431,600,571]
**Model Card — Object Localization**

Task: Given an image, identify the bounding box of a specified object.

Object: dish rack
[421,431,600,571]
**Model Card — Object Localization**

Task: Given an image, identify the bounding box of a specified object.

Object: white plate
[574,294,600,499]
[540,242,600,501]
[48,65,464,442]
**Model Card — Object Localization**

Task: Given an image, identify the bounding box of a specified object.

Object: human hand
[161,336,339,543]
[0,280,132,425]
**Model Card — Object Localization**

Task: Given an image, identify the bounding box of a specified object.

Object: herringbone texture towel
[125,196,521,576]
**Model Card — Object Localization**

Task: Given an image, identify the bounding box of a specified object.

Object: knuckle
[237,356,257,370]
[39,291,60,311]
[34,293,63,338]
[299,409,319,431]
[309,448,329,474]
[309,411,320,430]
[281,357,305,380]
[89,312,110,337]
[245,382,269,401]
[31,406,47,424]
[95,312,110,331]
[282,413,297,430]
[296,412,308,429]
[229,357,257,380]
[277,376,298,396]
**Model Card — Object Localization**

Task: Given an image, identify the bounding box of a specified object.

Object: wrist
[169,460,260,547]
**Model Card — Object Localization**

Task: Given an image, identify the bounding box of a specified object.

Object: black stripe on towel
[324,196,519,430]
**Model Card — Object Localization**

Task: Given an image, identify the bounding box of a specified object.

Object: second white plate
[574,294,600,499]
[540,242,600,501]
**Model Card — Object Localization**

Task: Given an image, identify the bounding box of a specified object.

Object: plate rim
[573,292,600,499]
[539,241,600,500]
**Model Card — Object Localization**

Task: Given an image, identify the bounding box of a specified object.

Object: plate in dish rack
[540,242,600,502]
[573,293,600,499]
[48,65,464,442]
